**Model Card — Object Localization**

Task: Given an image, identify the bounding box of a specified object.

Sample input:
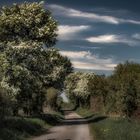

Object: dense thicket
[107,62,140,117]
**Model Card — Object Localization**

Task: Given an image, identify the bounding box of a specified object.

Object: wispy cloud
[132,33,140,40]
[48,4,140,25]
[86,35,117,43]
[74,45,101,50]
[72,61,116,70]
[57,25,90,40]
[86,34,140,46]
[60,50,116,70]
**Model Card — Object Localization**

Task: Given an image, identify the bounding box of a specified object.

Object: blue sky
[1,0,140,75]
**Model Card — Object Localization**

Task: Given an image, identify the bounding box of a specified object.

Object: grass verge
[76,108,94,118]
[90,116,140,140]
[76,108,140,140]
[0,117,49,140]
[0,111,64,140]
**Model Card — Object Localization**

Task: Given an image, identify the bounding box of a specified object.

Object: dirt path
[32,111,92,140]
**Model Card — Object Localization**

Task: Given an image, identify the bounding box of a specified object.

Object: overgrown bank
[0,111,63,140]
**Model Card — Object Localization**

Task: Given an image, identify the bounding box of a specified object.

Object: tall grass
[90,116,140,140]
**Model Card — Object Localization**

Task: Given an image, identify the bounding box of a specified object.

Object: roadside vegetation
[0,117,49,140]
[0,2,70,140]
[76,108,94,118]
[90,116,140,140]
[0,111,64,140]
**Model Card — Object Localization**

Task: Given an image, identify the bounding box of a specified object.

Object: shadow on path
[60,111,107,126]
[30,110,107,139]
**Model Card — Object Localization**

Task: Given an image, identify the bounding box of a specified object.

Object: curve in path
[32,111,92,140]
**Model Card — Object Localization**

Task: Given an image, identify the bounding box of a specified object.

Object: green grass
[0,112,64,140]
[76,108,94,118]
[49,110,64,119]
[0,117,49,140]
[90,115,140,140]
[76,108,140,140]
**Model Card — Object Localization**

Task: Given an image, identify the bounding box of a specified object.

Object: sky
[1,0,140,75]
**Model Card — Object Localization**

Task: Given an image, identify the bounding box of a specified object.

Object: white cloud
[86,34,140,46]
[60,50,90,59]
[132,33,140,40]
[60,51,116,70]
[86,35,118,43]
[57,25,90,40]
[72,61,116,70]
[48,4,140,25]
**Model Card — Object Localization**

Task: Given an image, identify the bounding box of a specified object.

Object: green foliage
[93,76,108,96]
[61,102,75,110]
[0,2,57,47]
[92,75,108,97]
[87,62,140,118]
[0,86,11,119]
[107,62,140,117]
[0,1,72,117]
[56,96,63,110]
[76,108,94,118]
[0,45,72,115]
[46,87,59,110]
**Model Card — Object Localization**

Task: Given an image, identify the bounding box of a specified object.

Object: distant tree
[90,75,109,113]
[0,2,57,47]
[65,72,82,107]
[108,61,140,117]
[65,72,95,108]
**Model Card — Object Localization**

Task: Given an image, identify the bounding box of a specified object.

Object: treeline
[0,2,73,119]
[0,1,140,120]
[65,62,140,118]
